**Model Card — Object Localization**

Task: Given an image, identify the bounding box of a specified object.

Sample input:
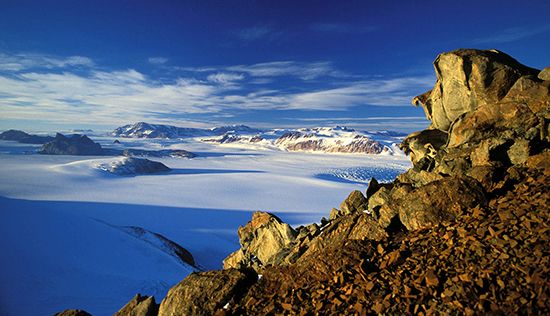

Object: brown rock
[114,294,158,316]
[412,49,539,131]
[223,212,296,270]
[339,190,368,215]
[501,75,550,114]
[448,102,539,148]
[54,310,91,316]
[526,150,550,170]
[158,269,256,316]
[397,177,486,230]
[400,129,447,169]
[538,67,550,81]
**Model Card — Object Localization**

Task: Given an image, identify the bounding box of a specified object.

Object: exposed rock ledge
[61,48,549,315]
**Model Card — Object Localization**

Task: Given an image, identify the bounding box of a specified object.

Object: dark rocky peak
[39,133,103,155]
[0,129,54,144]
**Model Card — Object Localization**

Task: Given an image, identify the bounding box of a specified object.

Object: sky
[0,0,549,133]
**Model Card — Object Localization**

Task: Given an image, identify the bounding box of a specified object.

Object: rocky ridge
[65,48,549,315]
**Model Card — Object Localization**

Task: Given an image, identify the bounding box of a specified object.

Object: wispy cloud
[206,72,244,85]
[472,24,550,44]
[227,61,344,80]
[0,52,432,127]
[0,53,94,72]
[232,25,283,43]
[310,23,378,34]
[148,57,168,65]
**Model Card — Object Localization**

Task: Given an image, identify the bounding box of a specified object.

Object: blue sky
[0,0,549,133]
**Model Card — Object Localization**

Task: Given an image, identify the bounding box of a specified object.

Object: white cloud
[148,57,168,64]
[0,52,433,127]
[227,61,343,80]
[207,72,244,85]
[0,53,93,71]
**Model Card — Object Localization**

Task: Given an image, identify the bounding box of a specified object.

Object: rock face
[224,212,297,270]
[39,133,103,155]
[412,49,540,131]
[158,269,257,316]
[0,129,54,144]
[99,49,548,316]
[97,157,171,175]
[115,294,158,316]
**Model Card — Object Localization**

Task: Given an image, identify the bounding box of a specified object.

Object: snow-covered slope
[274,127,389,154]
[112,122,262,139]
[0,135,411,315]
[0,196,196,316]
[204,126,405,155]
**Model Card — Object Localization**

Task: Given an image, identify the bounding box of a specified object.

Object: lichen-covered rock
[223,212,297,270]
[397,176,486,230]
[412,49,539,131]
[114,294,158,316]
[158,269,257,316]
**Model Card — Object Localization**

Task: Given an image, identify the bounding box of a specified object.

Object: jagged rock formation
[0,129,54,144]
[88,48,548,315]
[39,133,104,155]
[114,294,158,316]
[96,157,171,175]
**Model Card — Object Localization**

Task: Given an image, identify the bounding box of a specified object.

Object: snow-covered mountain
[204,126,404,155]
[112,122,262,138]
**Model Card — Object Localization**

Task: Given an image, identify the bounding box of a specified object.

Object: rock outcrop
[96,157,171,175]
[82,48,548,315]
[115,294,158,316]
[39,133,103,155]
[158,269,257,316]
[412,49,540,131]
[0,129,54,144]
[223,212,297,270]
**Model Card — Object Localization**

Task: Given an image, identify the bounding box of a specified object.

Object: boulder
[339,190,368,214]
[224,212,297,270]
[447,102,539,149]
[400,129,447,169]
[39,133,103,155]
[114,294,158,316]
[158,269,257,316]
[538,67,550,81]
[396,177,486,230]
[412,49,539,131]
[54,310,91,316]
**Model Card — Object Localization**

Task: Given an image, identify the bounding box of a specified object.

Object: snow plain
[0,135,411,315]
